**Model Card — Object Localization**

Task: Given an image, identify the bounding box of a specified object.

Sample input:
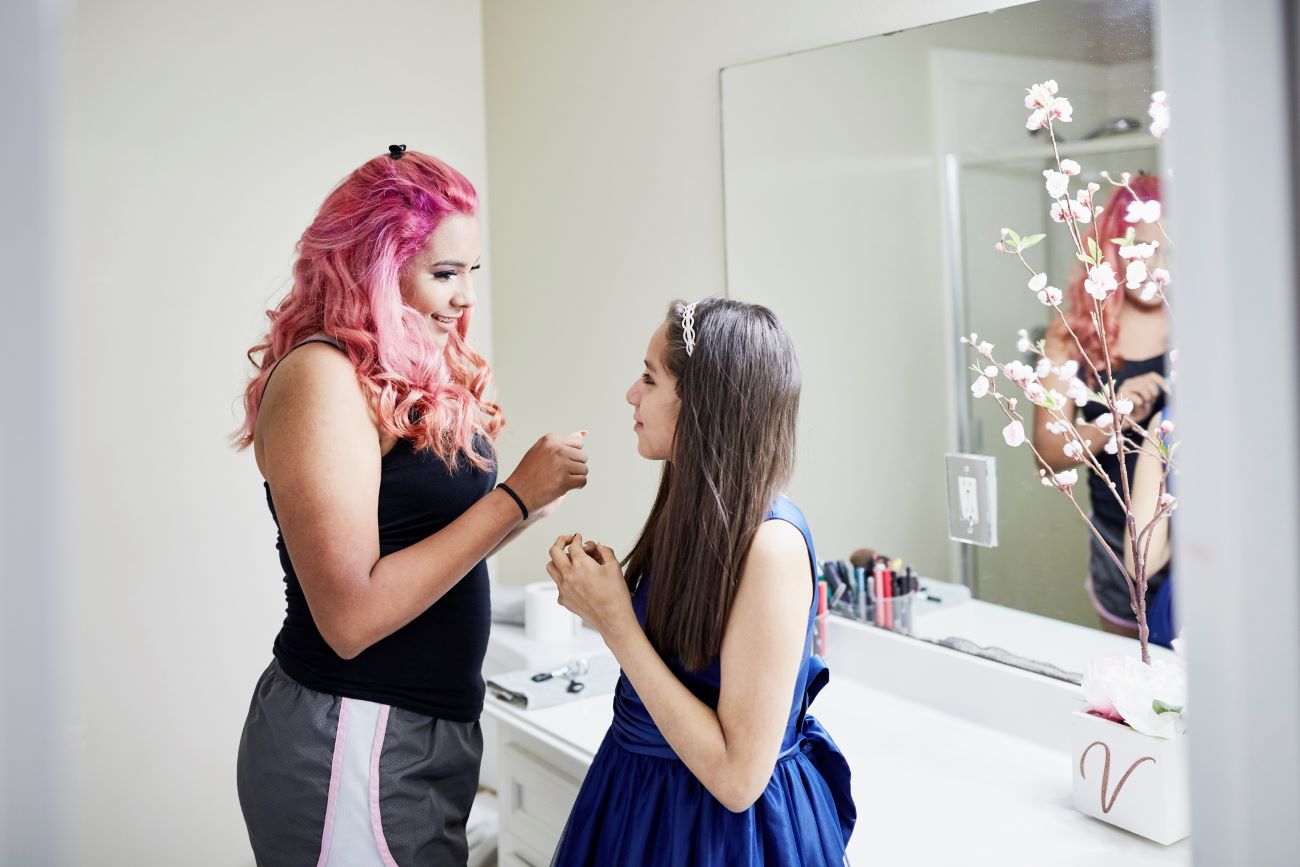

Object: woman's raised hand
[503,431,588,515]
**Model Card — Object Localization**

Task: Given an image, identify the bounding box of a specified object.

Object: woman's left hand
[546,534,636,639]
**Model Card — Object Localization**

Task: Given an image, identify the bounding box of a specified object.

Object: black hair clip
[388,144,407,160]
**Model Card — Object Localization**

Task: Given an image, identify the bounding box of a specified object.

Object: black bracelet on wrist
[496,482,529,521]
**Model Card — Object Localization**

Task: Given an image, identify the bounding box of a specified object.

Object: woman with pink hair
[1032,174,1171,637]
[234,146,587,865]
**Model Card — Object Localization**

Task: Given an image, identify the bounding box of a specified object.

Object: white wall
[1160,0,1300,861]
[2,0,69,863]
[65,1,488,863]
[481,0,1037,587]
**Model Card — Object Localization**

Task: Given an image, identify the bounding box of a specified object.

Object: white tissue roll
[524,581,577,643]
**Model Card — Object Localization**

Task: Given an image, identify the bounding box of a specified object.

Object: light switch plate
[945,453,997,547]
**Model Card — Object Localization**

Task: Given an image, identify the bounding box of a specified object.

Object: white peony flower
[1084,655,1187,738]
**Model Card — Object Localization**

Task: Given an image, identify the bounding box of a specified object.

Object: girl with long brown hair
[544,298,855,866]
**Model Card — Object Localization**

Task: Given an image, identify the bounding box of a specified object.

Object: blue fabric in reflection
[550,497,855,866]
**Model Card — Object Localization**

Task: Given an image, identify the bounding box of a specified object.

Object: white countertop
[912,592,1180,677]
[484,614,1192,865]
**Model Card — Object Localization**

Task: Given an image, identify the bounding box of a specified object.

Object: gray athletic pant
[237,660,483,866]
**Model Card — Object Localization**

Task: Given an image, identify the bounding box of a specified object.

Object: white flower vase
[1070,710,1190,845]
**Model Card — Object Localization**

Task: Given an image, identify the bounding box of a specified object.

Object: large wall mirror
[721,0,1160,650]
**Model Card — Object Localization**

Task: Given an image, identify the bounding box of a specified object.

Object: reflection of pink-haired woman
[1033,174,1171,637]
[234,147,587,865]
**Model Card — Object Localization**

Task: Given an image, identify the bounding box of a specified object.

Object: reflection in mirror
[720,0,1161,650]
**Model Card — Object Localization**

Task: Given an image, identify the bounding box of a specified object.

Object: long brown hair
[623,298,801,670]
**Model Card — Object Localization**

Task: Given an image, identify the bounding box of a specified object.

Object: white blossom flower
[1017,334,1034,353]
[1060,158,1081,176]
[1003,420,1026,447]
[1035,357,1054,379]
[1115,398,1135,416]
[971,376,990,399]
[1067,378,1091,407]
[1063,440,1084,460]
[977,341,994,355]
[1126,260,1149,289]
[1058,359,1079,380]
[1052,97,1073,123]
[1005,360,1036,386]
[1037,285,1063,306]
[1028,272,1047,293]
[1159,492,1178,513]
[1094,412,1115,431]
[1025,382,1047,404]
[1160,420,1176,437]
[1047,420,1071,435]
[983,365,998,377]
[1040,468,1079,488]
[1085,262,1118,300]
[1140,282,1160,302]
[1119,241,1159,260]
[1024,80,1059,109]
[1151,267,1171,288]
[1051,199,1093,224]
[1026,107,1049,130]
[1149,91,1170,139]
[1104,435,1120,455]
[1043,170,1069,198]
[1126,199,1163,223]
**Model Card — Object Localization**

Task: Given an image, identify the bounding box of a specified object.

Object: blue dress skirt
[550,498,855,866]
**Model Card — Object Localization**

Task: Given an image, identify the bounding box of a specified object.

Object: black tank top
[264,337,496,721]
[1080,354,1167,532]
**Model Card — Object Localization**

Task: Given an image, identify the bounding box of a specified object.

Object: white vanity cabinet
[484,612,1192,866]
[484,692,613,866]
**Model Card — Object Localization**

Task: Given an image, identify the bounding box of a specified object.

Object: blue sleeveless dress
[551,497,856,866]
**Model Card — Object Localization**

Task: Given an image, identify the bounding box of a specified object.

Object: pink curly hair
[1050,173,1163,381]
[235,150,503,470]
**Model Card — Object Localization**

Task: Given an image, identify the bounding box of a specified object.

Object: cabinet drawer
[501,741,582,858]
[499,830,553,867]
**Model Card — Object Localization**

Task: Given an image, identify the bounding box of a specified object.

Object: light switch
[945,453,997,547]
